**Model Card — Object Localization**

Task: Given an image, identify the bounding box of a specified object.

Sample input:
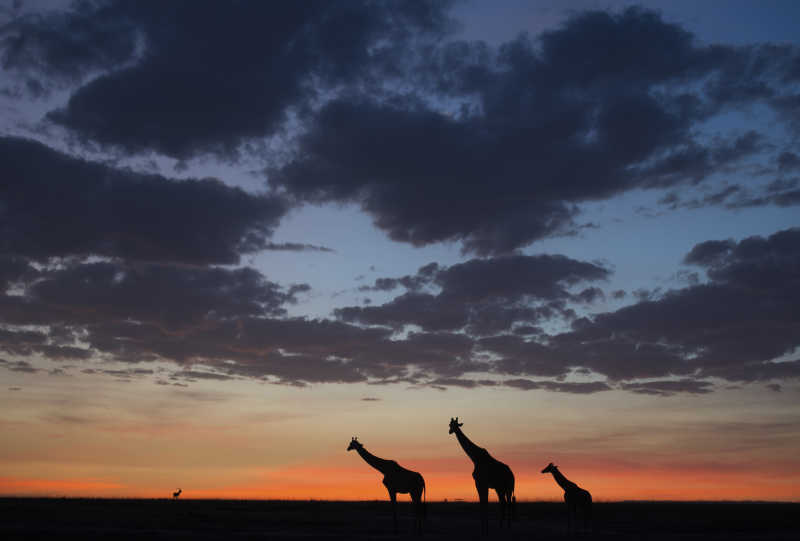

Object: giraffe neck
[355,445,393,474]
[549,467,574,491]
[454,427,485,464]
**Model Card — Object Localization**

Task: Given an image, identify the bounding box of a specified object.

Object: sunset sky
[1,0,799,502]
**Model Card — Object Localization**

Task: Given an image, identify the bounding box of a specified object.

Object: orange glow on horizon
[3,462,798,502]
[0,476,124,496]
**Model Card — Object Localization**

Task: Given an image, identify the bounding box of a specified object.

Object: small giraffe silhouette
[172,488,182,500]
[542,462,592,533]
[347,436,426,534]
[448,417,515,535]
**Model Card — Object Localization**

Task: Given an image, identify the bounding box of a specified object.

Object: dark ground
[0,498,797,540]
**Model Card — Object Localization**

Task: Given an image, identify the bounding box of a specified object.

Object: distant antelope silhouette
[448,417,515,535]
[542,462,592,533]
[172,488,182,500]
[347,437,426,534]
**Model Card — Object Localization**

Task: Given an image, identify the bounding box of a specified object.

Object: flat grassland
[1,498,797,540]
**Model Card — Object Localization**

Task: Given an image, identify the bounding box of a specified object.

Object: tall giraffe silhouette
[347,437,426,534]
[448,417,515,535]
[542,462,592,533]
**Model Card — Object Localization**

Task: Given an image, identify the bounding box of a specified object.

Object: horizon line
[1,496,798,504]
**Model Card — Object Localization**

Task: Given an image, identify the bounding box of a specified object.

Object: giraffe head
[448,417,463,434]
[347,436,362,451]
[541,462,557,474]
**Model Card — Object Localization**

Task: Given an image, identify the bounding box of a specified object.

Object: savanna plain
[1,498,797,540]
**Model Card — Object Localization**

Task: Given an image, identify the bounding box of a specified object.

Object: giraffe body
[541,462,592,533]
[347,437,426,534]
[381,461,426,496]
[449,418,515,535]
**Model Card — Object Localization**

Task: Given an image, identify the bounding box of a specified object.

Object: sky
[0,0,799,502]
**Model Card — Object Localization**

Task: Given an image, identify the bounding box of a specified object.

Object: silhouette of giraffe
[448,417,515,535]
[347,437,426,534]
[542,462,592,533]
[172,488,182,500]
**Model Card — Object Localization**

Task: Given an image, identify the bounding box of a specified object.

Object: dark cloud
[0,0,138,90]
[2,1,455,159]
[32,345,92,360]
[778,151,800,171]
[95,368,154,379]
[767,178,799,193]
[53,314,482,385]
[5,227,793,393]
[502,378,611,394]
[426,377,495,389]
[703,360,800,383]
[550,227,800,383]
[0,255,37,291]
[338,291,468,331]
[684,239,737,266]
[435,255,609,301]
[3,5,796,256]
[0,257,312,373]
[338,254,608,334]
[690,227,800,288]
[710,131,764,164]
[1,5,797,257]
[270,95,580,255]
[478,334,570,378]
[270,9,800,254]
[27,261,303,330]
[573,287,605,304]
[0,137,289,265]
[632,288,662,302]
[511,325,543,336]
[675,270,700,286]
[727,188,800,209]
[0,327,47,356]
[0,358,37,373]
[661,180,800,211]
[685,186,742,209]
[771,93,800,132]
[263,242,334,253]
[171,370,234,382]
[619,379,714,396]
[358,271,433,293]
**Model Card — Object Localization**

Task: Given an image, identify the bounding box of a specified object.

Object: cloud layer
[270,8,800,254]
[1,3,798,394]
[1,137,288,265]
[3,4,798,254]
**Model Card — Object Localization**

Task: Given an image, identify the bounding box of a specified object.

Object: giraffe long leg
[585,500,592,531]
[477,483,489,536]
[565,495,572,534]
[388,490,398,534]
[411,488,423,536]
[505,490,514,528]
[495,488,506,528]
